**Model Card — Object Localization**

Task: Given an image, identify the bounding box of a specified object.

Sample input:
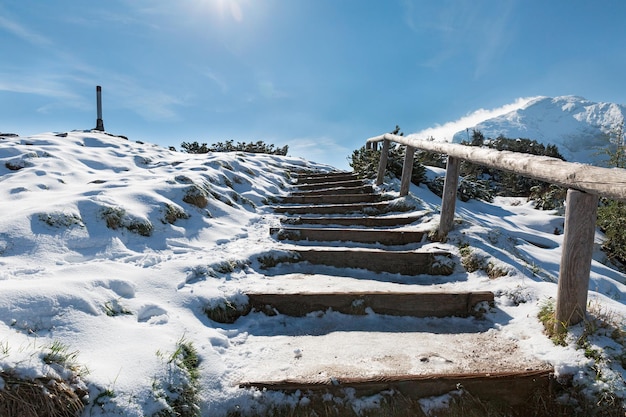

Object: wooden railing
[366,133,626,330]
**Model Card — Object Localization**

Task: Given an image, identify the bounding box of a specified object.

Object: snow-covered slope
[451,96,626,165]
[0,130,334,415]
[0,130,625,415]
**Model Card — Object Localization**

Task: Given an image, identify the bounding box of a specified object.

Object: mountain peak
[451,95,626,165]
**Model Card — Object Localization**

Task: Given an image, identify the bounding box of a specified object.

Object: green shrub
[461,133,565,200]
[597,198,626,265]
[349,145,426,185]
[38,212,84,228]
[529,184,567,211]
[181,140,288,155]
[427,176,494,202]
[596,122,626,266]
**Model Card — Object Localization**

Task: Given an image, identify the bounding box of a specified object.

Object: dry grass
[0,372,85,417]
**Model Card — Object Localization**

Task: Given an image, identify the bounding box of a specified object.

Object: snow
[409,95,626,166]
[447,95,626,165]
[0,130,625,415]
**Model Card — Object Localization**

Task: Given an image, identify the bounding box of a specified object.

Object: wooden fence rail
[366,133,626,329]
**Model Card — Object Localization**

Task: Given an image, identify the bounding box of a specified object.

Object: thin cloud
[0,72,83,101]
[108,77,185,122]
[408,97,541,142]
[202,69,229,94]
[0,15,52,47]
[401,0,515,76]
[473,2,516,78]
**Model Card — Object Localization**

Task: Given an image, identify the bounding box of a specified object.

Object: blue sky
[2,0,626,169]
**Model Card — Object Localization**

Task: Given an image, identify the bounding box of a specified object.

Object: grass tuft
[0,341,88,417]
[0,372,85,417]
[153,336,201,417]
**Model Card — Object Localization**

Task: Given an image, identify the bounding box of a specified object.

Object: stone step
[273,201,402,215]
[247,291,494,318]
[281,213,427,227]
[292,248,453,275]
[294,179,365,191]
[271,227,426,245]
[281,193,381,205]
[296,173,359,184]
[290,185,374,196]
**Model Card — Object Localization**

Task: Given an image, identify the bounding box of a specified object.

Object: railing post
[555,189,599,332]
[438,156,461,240]
[376,139,390,186]
[399,145,415,196]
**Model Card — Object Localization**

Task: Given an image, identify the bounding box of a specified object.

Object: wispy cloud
[0,67,185,121]
[402,0,516,76]
[201,69,229,94]
[472,2,516,78]
[408,97,540,142]
[0,15,52,47]
[0,72,82,100]
[107,76,185,122]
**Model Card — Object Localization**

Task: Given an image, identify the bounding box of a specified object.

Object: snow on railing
[367,132,626,330]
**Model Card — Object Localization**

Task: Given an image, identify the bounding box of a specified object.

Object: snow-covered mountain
[450,96,626,165]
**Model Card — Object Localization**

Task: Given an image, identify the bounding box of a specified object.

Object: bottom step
[241,369,553,406]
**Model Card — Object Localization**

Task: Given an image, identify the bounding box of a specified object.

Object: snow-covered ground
[0,131,624,415]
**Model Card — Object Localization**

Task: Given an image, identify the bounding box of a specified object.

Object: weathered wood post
[376,139,390,186]
[437,156,461,240]
[95,86,105,131]
[555,189,599,332]
[399,145,415,196]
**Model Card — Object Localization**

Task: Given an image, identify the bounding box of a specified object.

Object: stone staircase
[237,171,553,411]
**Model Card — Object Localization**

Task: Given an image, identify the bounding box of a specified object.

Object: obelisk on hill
[95,85,105,131]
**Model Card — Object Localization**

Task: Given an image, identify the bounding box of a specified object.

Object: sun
[214,0,244,23]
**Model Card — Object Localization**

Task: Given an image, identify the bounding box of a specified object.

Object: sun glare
[214,0,244,23]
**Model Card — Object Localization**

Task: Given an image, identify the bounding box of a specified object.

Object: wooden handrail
[367,132,621,329]
[367,133,626,200]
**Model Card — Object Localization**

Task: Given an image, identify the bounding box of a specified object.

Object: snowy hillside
[0,130,625,416]
[450,96,626,165]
